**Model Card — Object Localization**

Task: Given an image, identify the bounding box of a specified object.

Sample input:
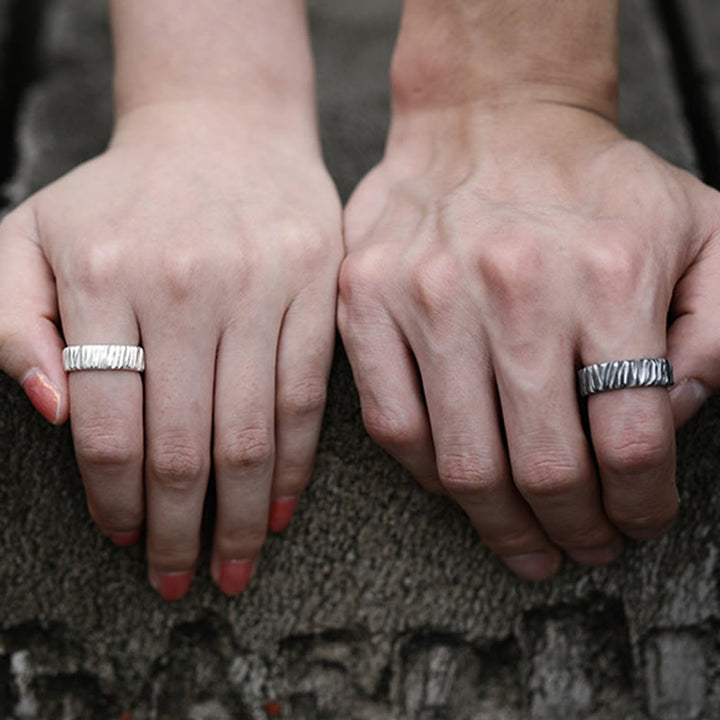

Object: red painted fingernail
[149,569,193,601]
[268,497,298,533]
[109,530,142,547]
[22,369,61,424]
[219,560,255,596]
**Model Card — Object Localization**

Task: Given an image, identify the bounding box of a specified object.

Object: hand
[0,102,343,598]
[339,100,720,580]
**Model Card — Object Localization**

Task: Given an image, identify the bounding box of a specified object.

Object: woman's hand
[0,102,343,598]
[339,99,720,580]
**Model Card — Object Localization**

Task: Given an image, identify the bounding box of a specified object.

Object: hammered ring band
[62,345,145,373]
[578,358,673,398]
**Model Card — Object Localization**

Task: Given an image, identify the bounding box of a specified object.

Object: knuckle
[609,503,678,535]
[277,376,327,419]
[70,241,124,292]
[437,452,497,496]
[285,222,332,265]
[338,245,392,304]
[477,233,544,301]
[362,405,423,451]
[148,438,208,492]
[89,503,142,534]
[408,252,460,316]
[148,544,198,572]
[216,525,268,559]
[274,467,311,498]
[338,252,376,302]
[485,528,548,558]
[553,524,617,551]
[74,422,142,471]
[157,246,210,302]
[515,455,582,499]
[582,234,643,302]
[600,427,670,477]
[215,424,274,472]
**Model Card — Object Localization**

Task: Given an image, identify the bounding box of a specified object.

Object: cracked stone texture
[0,0,718,718]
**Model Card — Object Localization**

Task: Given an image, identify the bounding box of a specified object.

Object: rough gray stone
[619,0,697,171]
[0,0,718,718]
[645,631,708,720]
[0,0,14,187]
[678,0,720,169]
[4,0,112,203]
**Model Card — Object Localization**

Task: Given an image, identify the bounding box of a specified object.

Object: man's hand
[339,0,720,580]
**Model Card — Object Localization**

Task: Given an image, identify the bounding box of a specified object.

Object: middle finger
[143,317,216,601]
[496,339,622,565]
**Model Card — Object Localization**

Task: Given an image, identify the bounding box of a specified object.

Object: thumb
[0,204,69,424]
[667,231,720,429]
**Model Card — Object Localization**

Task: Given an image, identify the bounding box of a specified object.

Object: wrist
[110,99,322,158]
[390,0,619,122]
[110,0,317,125]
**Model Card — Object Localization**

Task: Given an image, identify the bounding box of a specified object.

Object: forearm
[391,0,619,120]
[110,0,317,130]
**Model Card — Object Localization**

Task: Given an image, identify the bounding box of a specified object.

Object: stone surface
[618,0,696,171]
[677,0,720,174]
[0,0,15,187]
[0,0,719,718]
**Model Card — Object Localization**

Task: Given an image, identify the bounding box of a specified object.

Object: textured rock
[0,0,718,718]
[0,0,15,187]
[618,0,696,170]
[676,0,720,175]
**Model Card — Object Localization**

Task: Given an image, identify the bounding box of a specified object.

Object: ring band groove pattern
[62,345,145,373]
[578,358,673,397]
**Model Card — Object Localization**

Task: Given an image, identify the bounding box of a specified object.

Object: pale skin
[1,1,719,599]
[0,0,343,599]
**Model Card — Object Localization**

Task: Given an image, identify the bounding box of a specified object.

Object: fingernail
[22,369,61,424]
[109,530,142,547]
[568,536,622,566]
[669,379,711,428]
[148,568,193,601]
[624,521,675,541]
[219,559,255,596]
[268,497,298,533]
[502,551,561,581]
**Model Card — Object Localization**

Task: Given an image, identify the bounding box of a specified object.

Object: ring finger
[59,292,145,547]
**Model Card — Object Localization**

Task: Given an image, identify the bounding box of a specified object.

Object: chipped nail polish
[268,497,298,533]
[149,569,193,601]
[109,530,142,547]
[219,559,254,596]
[22,369,61,424]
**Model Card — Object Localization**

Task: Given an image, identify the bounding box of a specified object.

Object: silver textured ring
[62,345,145,373]
[578,358,673,397]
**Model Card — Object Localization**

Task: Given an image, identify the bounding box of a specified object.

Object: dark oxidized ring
[578,358,673,397]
